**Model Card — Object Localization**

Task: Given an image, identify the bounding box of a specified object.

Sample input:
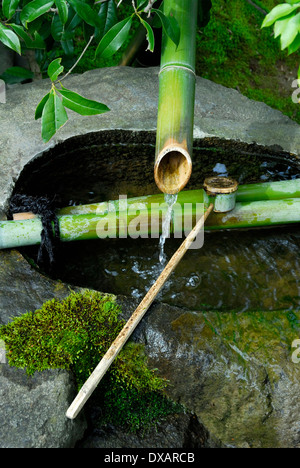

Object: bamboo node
[159,65,196,78]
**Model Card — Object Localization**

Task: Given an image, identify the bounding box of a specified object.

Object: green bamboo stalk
[154,0,198,194]
[235,179,300,202]
[1,196,299,250]
[59,179,300,216]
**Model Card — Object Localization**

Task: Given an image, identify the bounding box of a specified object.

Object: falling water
[159,193,178,265]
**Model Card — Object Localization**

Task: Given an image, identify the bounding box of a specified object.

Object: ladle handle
[66,204,214,420]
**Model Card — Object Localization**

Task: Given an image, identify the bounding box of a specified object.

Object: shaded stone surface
[78,413,213,449]
[0,249,82,326]
[137,303,300,448]
[0,365,86,448]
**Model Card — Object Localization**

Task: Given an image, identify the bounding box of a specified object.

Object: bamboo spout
[154,0,198,194]
[154,145,192,194]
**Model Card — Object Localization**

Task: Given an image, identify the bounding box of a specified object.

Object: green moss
[202,309,300,367]
[0,290,182,432]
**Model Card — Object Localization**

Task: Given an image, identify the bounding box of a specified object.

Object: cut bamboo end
[13,212,36,221]
[154,145,192,194]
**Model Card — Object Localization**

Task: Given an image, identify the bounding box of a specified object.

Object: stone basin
[0,67,300,448]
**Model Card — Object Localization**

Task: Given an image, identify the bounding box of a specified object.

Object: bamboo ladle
[66,203,214,419]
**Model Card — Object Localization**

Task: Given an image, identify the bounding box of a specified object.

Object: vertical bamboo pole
[154,0,198,194]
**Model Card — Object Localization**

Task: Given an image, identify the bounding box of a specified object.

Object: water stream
[159,193,178,265]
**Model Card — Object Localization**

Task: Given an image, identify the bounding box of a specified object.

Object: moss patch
[0,290,182,432]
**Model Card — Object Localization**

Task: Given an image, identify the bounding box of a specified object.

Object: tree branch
[57,35,94,84]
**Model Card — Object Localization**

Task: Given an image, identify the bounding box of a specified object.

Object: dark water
[15,139,300,313]
[43,224,300,313]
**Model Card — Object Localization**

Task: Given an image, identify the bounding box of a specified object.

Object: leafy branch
[261,0,300,81]
[0,0,181,141]
[35,57,110,142]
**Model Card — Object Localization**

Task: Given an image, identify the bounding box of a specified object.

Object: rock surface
[1,250,300,448]
[0,365,86,448]
[0,250,87,448]
[0,250,82,326]
[115,298,300,449]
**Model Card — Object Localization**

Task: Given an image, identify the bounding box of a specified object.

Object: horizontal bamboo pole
[66,204,214,420]
[58,179,300,216]
[0,197,299,250]
[234,179,300,202]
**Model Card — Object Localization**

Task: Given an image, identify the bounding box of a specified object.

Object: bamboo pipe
[1,197,299,250]
[59,179,300,215]
[1,179,299,249]
[154,0,198,194]
[66,204,214,420]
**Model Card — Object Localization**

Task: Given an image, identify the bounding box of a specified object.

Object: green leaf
[55,0,68,24]
[14,24,46,49]
[58,85,110,115]
[67,0,101,28]
[95,16,132,59]
[20,0,55,27]
[95,0,118,41]
[280,12,300,49]
[151,8,180,47]
[51,13,64,41]
[274,15,293,38]
[262,3,300,28]
[0,66,33,84]
[0,24,21,54]
[137,0,148,9]
[35,92,50,120]
[41,90,68,142]
[2,0,20,20]
[47,58,64,81]
[140,18,154,52]
[288,33,300,54]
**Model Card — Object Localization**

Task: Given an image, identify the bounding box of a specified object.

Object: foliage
[0,290,180,431]
[0,0,182,142]
[196,0,300,124]
[261,0,300,79]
